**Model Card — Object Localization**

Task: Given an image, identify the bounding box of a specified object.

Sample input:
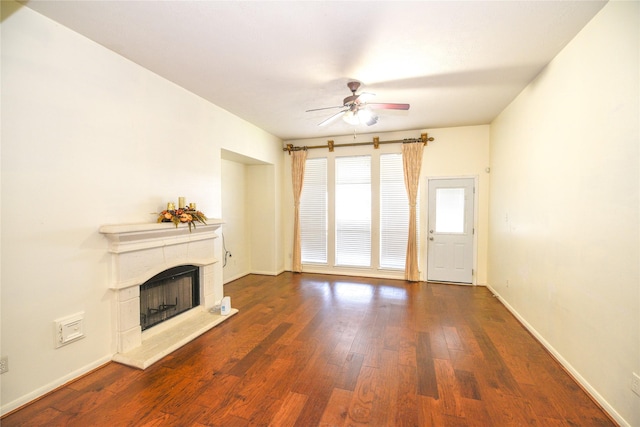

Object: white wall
[0,1,282,413]
[283,125,490,283]
[488,1,639,425]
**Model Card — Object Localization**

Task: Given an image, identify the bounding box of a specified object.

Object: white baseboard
[223,269,286,285]
[1,355,113,416]
[249,269,281,276]
[486,285,628,427]
[223,270,251,284]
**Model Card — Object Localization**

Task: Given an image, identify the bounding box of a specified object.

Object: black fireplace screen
[140,265,200,331]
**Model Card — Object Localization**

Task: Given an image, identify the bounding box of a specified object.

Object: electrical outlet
[632,372,640,396]
[0,356,8,374]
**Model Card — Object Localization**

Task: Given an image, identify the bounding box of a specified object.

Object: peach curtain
[291,150,307,273]
[402,142,424,282]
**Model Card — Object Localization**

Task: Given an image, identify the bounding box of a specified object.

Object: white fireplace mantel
[100,220,224,290]
[99,219,237,369]
[100,219,224,251]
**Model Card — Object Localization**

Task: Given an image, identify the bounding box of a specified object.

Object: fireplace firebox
[140,265,200,331]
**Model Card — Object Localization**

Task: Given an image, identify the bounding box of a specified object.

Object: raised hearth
[99,220,237,369]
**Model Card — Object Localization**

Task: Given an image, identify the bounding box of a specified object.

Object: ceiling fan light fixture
[359,108,378,126]
[342,110,360,125]
[342,108,378,126]
[364,116,378,126]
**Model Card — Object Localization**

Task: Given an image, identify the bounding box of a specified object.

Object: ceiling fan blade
[306,105,344,112]
[318,109,347,126]
[367,103,410,110]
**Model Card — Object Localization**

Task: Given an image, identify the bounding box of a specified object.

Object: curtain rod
[283,132,433,154]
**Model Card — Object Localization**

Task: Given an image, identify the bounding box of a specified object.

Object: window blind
[300,158,328,264]
[335,156,371,267]
[380,154,419,269]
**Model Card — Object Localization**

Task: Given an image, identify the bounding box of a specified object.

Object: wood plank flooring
[2,273,616,426]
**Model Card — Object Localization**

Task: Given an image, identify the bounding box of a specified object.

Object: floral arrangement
[158,207,207,231]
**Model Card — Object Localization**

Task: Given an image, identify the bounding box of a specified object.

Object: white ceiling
[21,0,606,141]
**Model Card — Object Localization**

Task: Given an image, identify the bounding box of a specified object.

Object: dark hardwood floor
[3,273,615,426]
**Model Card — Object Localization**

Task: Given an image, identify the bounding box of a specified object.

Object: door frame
[422,175,479,285]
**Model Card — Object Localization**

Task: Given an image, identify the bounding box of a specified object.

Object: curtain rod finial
[283,143,294,154]
[421,133,434,145]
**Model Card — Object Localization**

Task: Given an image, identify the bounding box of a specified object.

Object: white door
[427,178,475,283]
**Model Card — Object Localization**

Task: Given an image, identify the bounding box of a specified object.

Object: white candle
[178,197,186,209]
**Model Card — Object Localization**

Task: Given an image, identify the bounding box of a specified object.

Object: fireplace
[99,219,237,369]
[140,265,200,331]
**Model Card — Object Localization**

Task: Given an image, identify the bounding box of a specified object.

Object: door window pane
[435,188,465,233]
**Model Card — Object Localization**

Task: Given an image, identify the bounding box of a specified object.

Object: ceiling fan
[306,81,410,127]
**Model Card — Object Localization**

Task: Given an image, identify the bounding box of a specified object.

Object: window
[335,156,371,267]
[380,154,419,269]
[300,158,327,263]
[299,151,418,274]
